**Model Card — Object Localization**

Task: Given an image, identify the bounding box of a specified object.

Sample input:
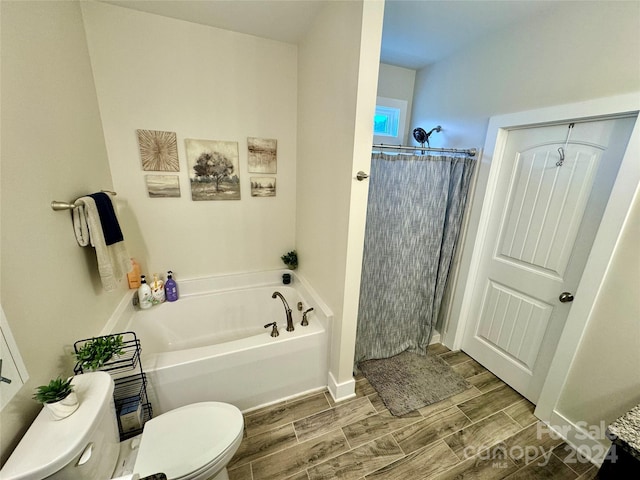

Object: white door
[461,115,637,403]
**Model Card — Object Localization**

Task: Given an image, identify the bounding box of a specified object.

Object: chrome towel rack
[51,190,117,211]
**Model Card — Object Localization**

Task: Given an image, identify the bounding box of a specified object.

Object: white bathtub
[105,270,331,413]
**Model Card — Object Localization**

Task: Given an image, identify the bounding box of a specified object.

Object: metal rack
[74,332,152,440]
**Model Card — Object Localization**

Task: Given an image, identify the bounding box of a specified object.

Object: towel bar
[51,191,117,211]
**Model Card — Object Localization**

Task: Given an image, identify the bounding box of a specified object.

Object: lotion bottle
[165,271,179,302]
[151,273,165,304]
[127,259,141,289]
[138,275,153,309]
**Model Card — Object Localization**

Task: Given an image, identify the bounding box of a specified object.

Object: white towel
[72,195,131,291]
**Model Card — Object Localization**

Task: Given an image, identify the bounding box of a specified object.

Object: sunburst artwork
[136,129,180,171]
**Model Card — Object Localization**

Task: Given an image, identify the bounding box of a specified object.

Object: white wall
[411,2,640,150]
[556,188,640,431]
[376,63,416,145]
[0,0,124,464]
[296,0,383,398]
[81,1,298,279]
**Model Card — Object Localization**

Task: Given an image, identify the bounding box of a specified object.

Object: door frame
[452,92,640,426]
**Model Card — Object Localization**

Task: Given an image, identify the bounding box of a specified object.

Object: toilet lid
[134,402,243,479]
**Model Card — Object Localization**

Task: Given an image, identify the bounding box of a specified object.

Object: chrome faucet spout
[272,291,294,332]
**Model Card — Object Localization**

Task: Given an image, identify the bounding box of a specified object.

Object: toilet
[0,372,244,480]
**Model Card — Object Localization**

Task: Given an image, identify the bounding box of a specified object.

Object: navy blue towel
[88,192,124,246]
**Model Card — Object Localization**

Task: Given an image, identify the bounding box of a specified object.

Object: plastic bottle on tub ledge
[151,273,166,304]
[138,275,153,309]
[127,259,141,289]
[165,270,179,302]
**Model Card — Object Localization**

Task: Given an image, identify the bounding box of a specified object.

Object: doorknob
[356,171,369,181]
[559,292,574,303]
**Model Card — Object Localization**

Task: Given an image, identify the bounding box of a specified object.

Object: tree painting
[185,139,240,201]
[193,151,234,192]
[250,177,276,197]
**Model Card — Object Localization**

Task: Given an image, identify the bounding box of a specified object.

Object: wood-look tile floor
[228,345,600,480]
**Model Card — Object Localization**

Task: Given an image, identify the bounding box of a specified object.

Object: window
[374,105,400,137]
[373,97,408,145]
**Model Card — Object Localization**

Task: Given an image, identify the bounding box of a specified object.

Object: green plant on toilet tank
[75,334,124,371]
[33,376,80,420]
[281,250,298,270]
[32,377,75,404]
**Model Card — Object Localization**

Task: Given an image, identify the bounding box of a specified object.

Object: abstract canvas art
[247,137,277,173]
[136,129,179,171]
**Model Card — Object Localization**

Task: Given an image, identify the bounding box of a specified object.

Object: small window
[373,97,408,145]
[374,106,400,137]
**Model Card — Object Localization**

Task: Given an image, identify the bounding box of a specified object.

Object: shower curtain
[354,152,475,365]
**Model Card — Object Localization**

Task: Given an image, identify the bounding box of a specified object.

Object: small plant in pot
[75,334,124,372]
[281,250,298,270]
[33,376,79,420]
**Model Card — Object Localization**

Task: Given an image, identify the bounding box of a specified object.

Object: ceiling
[101,0,562,70]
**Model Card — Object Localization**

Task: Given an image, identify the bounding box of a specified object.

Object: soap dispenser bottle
[151,273,166,304]
[138,275,153,309]
[165,270,179,302]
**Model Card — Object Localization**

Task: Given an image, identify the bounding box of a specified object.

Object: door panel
[497,145,600,276]
[462,115,637,403]
[476,280,553,373]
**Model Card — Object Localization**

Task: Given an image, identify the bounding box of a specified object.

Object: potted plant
[281,250,298,270]
[33,376,79,420]
[75,334,124,372]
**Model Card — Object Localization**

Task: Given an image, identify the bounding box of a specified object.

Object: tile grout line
[441,437,464,462]
[502,408,522,428]
[552,450,596,476]
[292,419,301,443]
[388,432,407,456]
[304,428,359,479]
[457,404,474,424]
[341,423,356,450]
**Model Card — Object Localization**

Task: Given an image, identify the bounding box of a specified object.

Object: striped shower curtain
[354,152,475,365]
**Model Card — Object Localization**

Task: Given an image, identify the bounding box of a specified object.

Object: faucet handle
[301,307,314,326]
[264,322,279,337]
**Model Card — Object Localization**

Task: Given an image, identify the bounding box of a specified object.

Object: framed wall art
[136,129,179,171]
[145,175,181,198]
[250,177,276,197]
[247,137,277,174]
[185,139,240,201]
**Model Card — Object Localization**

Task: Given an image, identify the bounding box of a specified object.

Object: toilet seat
[133,402,244,479]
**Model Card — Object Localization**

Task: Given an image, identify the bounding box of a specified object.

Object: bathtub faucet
[272,291,294,332]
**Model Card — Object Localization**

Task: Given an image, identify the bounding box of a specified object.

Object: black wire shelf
[73,331,153,440]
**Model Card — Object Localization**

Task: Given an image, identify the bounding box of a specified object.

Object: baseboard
[547,410,611,466]
[241,386,327,415]
[430,330,441,345]
[327,371,356,403]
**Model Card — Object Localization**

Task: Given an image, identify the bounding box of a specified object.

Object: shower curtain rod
[372,144,478,157]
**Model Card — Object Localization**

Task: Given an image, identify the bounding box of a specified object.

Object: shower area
[354,135,477,367]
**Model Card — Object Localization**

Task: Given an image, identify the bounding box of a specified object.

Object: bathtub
[105,270,331,413]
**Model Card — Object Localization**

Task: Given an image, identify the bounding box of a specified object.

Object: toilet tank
[0,372,120,480]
